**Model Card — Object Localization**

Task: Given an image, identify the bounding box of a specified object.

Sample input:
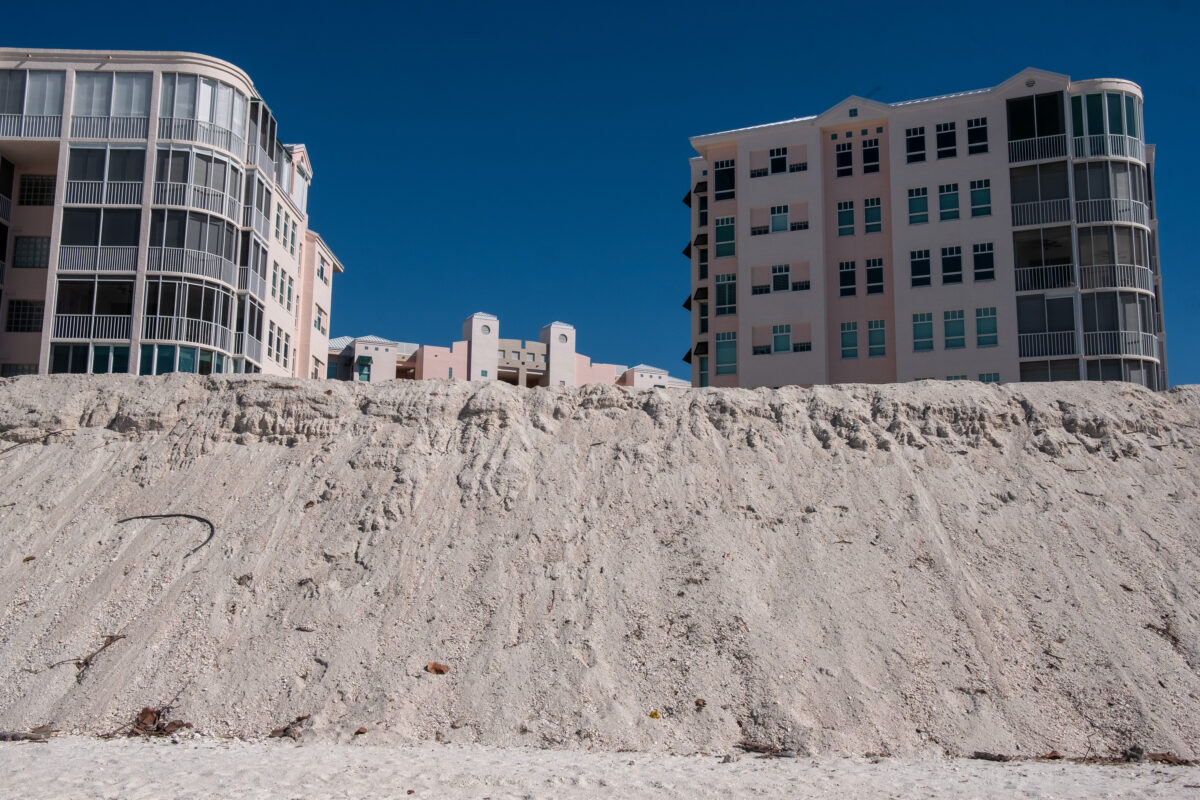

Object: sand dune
[0,376,1196,760]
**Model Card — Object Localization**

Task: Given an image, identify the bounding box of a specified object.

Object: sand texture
[0,375,1197,760]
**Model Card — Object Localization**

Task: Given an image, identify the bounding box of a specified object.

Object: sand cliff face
[0,375,1196,757]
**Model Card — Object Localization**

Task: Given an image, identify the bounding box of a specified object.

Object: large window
[913,313,933,351]
[1006,92,1066,141]
[868,320,886,357]
[772,324,791,353]
[938,183,959,220]
[5,299,44,332]
[944,310,965,349]
[715,273,736,316]
[61,208,141,247]
[837,201,854,236]
[839,261,856,297]
[862,138,880,173]
[908,187,928,224]
[1017,294,1076,337]
[18,175,55,205]
[910,249,931,288]
[1013,226,1072,270]
[976,307,998,347]
[973,243,995,281]
[770,147,787,174]
[715,332,736,375]
[906,127,926,163]
[866,258,883,295]
[1010,161,1069,207]
[0,70,64,117]
[936,122,957,158]
[941,246,962,284]
[770,205,788,232]
[714,216,735,257]
[12,236,50,268]
[160,73,249,151]
[970,179,991,217]
[73,72,151,118]
[840,322,858,359]
[864,197,881,233]
[771,264,789,292]
[967,117,988,154]
[835,142,852,178]
[147,209,237,262]
[143,276,235,330]
[713,159,735,201]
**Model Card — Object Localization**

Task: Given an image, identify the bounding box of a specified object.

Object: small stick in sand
[115,514,215,558]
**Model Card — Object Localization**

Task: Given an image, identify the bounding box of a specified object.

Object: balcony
[1075,198,1149,226]
[69,115,149,140]
[57,245,138,271]
[235,331,264,363]
[65,180,144,205]
[1011,198,1071,227]
[1007,134,1068,163]
[0,192,10,221]
[238,266,267,299]
[254,145,273,175]
[157,117,245,157]
[1079,263,1154,293]
[147,246,237,286]
[52,314,132,340]
[1015,263,1075,292]
[143,315,233,352]
[1072,134,1145,162]
[1018,331,1077,358]
[0,114,62,139]
[1084,330,1158,359]
[242,206,270,239]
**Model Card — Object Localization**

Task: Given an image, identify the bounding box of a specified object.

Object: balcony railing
[0,114,62,139]
[1072,134,1145,162]
[1079,263,1155,293]
[65,180,143,205]
[1075,198,1149,226]
[57,245,139,271]
[243,206,270,239]
[157,117,245,156]
[1084,330,1158,359]
[235,331,263,363]
[152,182,241,221]
[1008,133,1068,163]
[143,315,233,352]
[69,115,149,139]
[254,146,273,174]
[147,246,237,286]
[0,192,10,221]
[1015,263,1075,292]
[52,314,132,340]
[238,266,267,299]
[1011,198,1071,227]
[1019,331,1077,358]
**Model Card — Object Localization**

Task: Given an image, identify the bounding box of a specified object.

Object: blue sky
[9,0,1199,385]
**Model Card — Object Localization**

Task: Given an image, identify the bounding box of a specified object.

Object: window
[0,364,38,377]
[275,203,282,239]
[979,372,1000,384]
[906,127,926,163]
[1006,92,1066,142]
[837,201,854,236]
[908,188,928,224]
[865,258,883,294]
[944,310,965,349]
[913,313,933,352]
[770,205,788,233]
[714,159,735,201]
[938,183,959,220]
[698,301,708,333]
[936,122,957,158]
[868,320,886,357]
[314,306,326,334]
[839,261,856,297]
[976,307,998,347]
[715,332,737,375]
[910,249,931,287]
[947,375,968,381]
[286,275,294,312]
[970,179,991,217]
[864,197,881,233]
[715,216,735,257]
[771,264,790,292]
[715,273,736,315]
[793,341,812,352]
[967,117,988,154]
[18,175,55,205]
[698,356,709,387]
[862,138,879,173]
[770,147,787,174]
[6,299,44,332]
[973,243,995,281]
[13,236,50,268]
[840,322,858,359]
[835,142,852,177]
[267,322,275,359]
[772,324,791,353]
[698,195,708,227]
[941,246,963,284]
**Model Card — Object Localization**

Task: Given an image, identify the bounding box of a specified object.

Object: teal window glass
[772,324,791,353]
[112,345,129,374]
[198,348,214,375]
[715,333,737,375]
[970,179,991,217]
[912,313,933,352]
[178,346,197,373]
[715,274,736,316]
[1071,95,1084,136]
[908,188,928,224]
[837,201,854,236]
[944,310,965,349]
[1086,94,1104,135]
[715,217,735,257]
[155,344,176,374]
[139,344,154,375]
[770,205,788,232]
[979,372,1000,384]
[864,197,881,233]
[92,344,111,374]
[1107,93,1124,135]
[976,307,998,347]
[867,320,885,357]
[840,322,857,359]
[1124,95,1138,139]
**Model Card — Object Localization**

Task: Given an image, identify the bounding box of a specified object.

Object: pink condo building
[329,312,689,389]
[683,68,1167,389]
[0,48,343,378]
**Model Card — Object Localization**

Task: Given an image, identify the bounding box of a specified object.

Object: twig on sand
[115,514,215,558]
[46,634,127,683]
[0,430,73,458]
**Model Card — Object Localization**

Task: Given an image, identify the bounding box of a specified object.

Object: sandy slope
[0,375,1196,760]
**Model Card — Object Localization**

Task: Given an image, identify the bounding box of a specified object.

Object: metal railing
[1075,198,1149,226]
[1079,263,1155,293]
[254,146,273,174]
[152,183,240,220]
[0,193,11,220]
[1008,133,1068,163]
[1018,331,1077,358]
[57,245,138,271]
[147,246,237,286]
[238,267,267,299]
[66,180,144,205]
[53,314,132,340]
[0,114,62,138]
[1072,134,1145,162]
[1015,263,1075,292]
[1084,330,1158,359]
[69,115,149,139]
[157,117,245,156]
[235,331,263,363]
[1011,198,1071,227]
[143,315,233,352]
